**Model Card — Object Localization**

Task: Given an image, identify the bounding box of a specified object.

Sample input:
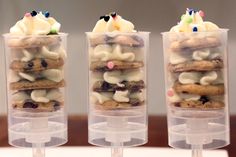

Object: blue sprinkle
[44,11,50,18]
[193,27,198,32]
[188,8,194,15]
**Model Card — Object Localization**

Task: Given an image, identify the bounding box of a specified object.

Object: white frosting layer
[169,48,221,64]
[92,44,135,61]
[170,9,219,32]
[10,12,61,35]
[178,71,223,85]
[14,69,63,82]
[93,14,135,33]
[41,46,60,60]
[103,70,143,84]
[113,90,129,102]
[12,89,63,103]
[91,91,144,104]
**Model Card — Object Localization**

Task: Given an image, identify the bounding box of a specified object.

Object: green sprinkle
[185,17,193,24]
[48,29,58,35]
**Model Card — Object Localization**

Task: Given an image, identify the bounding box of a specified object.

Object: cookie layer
[10,79,65,90]
[7,36,60,48]
[173,100,224,109]
[93,80,145,93]
[13,100,63,112]
[95,99,144,110]
[10,58,64,72]
[168,59,223,73]
[90,60,144,72]
[89,35,144,47]
[170,36,221,52]
[173,82,224,96]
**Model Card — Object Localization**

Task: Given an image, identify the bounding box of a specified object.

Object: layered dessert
[5,11,67,112]
[88,12,147,110]
[164,8,226,109]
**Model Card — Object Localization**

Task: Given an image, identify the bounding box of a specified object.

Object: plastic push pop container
[3,33,68,157]
[162,30,230,156]
[87,32,149,157]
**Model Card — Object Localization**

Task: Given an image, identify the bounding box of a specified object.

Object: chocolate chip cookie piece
[93,80,145,93]
[95,99,144,110]
[173,82,224,96]
[12,100,63,112]
[10,79,65,90]
[6,35,61,48]
[173,100,224,109]
[89,34,144,47]
[168,59,223,73]
[90,60,144,72]
[10,58,64,72]
[170,36,221,52]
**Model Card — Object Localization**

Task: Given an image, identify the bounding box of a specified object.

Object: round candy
[104,15,110,22]
[24,13,31,17]
[193,26,198,32]
[50,29,57,34]
[111,12,117,18]
[167,90,174,97]
[31,10,37,17]
[107,61,114,69]
[199,10,205,17]
[44,11,50,18]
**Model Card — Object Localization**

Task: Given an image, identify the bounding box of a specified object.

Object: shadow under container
[86,32,150,147]
[162,30,230,150]
[3,33,68,148]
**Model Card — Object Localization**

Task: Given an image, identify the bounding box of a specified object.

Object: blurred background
[0,0,236,115]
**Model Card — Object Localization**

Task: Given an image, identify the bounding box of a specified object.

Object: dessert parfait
[4,11,67,113]
[87,12,148,111]
[163,8,227,111]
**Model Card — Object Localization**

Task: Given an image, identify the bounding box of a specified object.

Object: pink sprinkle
[167,90,174,97]
[25,13,31,17]
[107,61,114,69]
[199,10,205,17]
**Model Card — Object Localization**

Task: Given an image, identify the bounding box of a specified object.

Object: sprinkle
[31,10,37,17]
[104,15,110,22]
[24,13,31,17]
[107,61,114,69]
[193,26,198,32]
[186,17,193,24]
[167,90,174,97]
[99,15,105,19]
[189,9,194,15]
[49,28,57,34]
[199,10,205,17]
[44,11,50,18]
[111,12,117,18]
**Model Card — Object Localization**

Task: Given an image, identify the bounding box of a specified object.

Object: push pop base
[0,147,228,157]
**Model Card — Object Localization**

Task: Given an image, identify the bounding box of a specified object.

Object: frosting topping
[178,71,223,85]
[10,11,61,35]
[93,12,135,33]
[92,44,135,61]
[103,70,143,84]
[170,8,219,32]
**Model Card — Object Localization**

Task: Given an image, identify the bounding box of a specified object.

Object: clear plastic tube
[162,30,230,150]
[3,34,68,151]
[86,32,149,150]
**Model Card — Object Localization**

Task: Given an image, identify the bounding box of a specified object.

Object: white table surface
[0,146,228,157]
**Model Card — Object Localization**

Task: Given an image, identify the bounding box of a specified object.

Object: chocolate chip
[182,91,189,94]
[111,12,117,18]
[53,101,60,110]
[101,81,111,90]
[27,61,34,68]
[200,96,209,104]
[23,101,38,109]
[130,99,140,106]
[100,15,105,19]
[31,10,37,17]
[41,59,48,68]
[174,103,181,107]
[104,15,110,22]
